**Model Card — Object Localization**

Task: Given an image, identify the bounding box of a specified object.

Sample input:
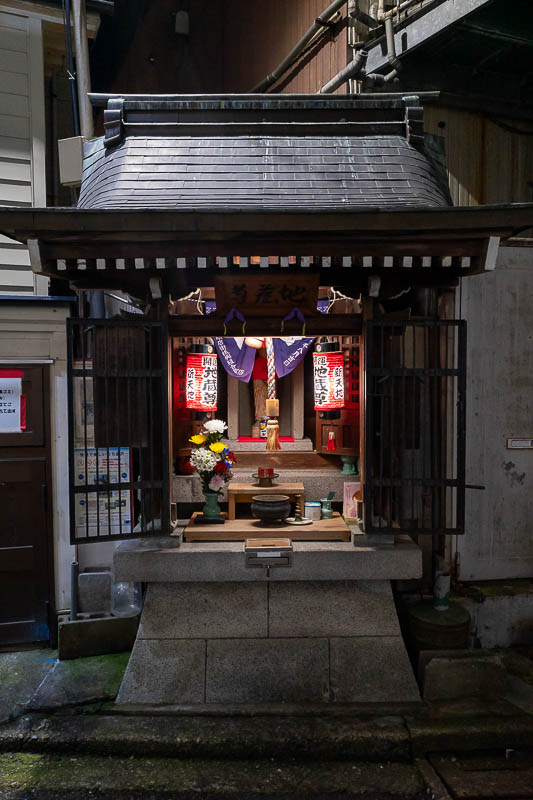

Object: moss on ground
[57,651,130,697]
[0,753,426,796]
[462,580,533,599]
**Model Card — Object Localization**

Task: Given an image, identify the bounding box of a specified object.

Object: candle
[258,467,274,478]
[265,398,279,417]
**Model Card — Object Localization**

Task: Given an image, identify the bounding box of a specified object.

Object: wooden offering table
[227,480,305,521]
[184,511,350,542]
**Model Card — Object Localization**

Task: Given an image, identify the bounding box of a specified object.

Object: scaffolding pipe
[72,0,93,138]
[379,0,418,20]
[248,0,348,93]
[319,48,368,93]
[349,0,379,29]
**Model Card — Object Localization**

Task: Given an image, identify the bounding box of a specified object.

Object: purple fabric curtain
[214,336,314,381]
[273,337,315,378]
[213,337,256,382]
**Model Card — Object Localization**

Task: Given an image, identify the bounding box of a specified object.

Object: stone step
[2,709,533,768]
[0,712,411,761]
[0,751,429,799]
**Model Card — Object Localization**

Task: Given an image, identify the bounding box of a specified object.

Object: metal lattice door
[364,319,466,535]
[67,319,170,544]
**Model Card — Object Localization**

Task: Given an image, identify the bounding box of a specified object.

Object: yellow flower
[189,434,207,445]
[209,441,225,454]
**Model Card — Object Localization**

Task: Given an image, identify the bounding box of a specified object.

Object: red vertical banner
[313,351,345,410]
[185,354,218,411]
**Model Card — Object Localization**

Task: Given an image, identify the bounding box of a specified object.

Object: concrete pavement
[1,647,533,798]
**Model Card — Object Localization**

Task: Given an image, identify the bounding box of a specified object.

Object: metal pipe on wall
[349,0,378,29]
[318,3,400,93]
[71,0,93,138]
[70,560,79,621]
[248,0,348,93]
[62,0,80,136]
[319,48,368,93]
[378,0,417,20]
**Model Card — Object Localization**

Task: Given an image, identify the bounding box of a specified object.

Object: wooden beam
[38,238,493,261]
[55,267,464,292]
[168,314,362,337]
[1,204,532,240]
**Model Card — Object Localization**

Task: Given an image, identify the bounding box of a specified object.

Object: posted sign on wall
[0,373,22,432]
[74,447,132,537]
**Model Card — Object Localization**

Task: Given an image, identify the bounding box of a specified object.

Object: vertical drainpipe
[347,1,357,93]
[72,0,103,319]
[71,0,93,139]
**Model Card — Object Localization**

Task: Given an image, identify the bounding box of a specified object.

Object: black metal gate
[364,319,466,535]
[67,319,170,544]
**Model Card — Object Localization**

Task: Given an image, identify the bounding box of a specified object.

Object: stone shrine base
[114,538,422,707]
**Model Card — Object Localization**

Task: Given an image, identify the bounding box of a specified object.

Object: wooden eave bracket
[403,95,425,151]
[104,98,125,149]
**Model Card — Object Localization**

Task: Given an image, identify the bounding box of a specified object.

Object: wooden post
[359,298,374,529]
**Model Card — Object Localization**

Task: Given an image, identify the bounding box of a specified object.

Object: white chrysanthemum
[203,419,227,434]
[189,447,217,472]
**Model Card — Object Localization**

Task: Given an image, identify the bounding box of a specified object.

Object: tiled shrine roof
[78,136,449,211]
[1,95,531,293]
[78,93,450,211]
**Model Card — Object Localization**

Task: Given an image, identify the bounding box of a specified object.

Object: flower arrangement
[188,419,236,493]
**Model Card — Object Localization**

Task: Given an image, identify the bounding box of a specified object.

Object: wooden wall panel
[483,119,533,205]
[222,0,349,93]
[109,0,225,95]
[425,105,533,207]
[107,1,347,97]
[424,106,484,206]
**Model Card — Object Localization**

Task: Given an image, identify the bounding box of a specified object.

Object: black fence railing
[364,319,466,535]
[67,319,170,544]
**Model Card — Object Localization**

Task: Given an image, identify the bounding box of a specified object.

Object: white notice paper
[0,378,21,432]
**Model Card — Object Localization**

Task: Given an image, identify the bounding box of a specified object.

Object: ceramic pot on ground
[202,489,222,521]
[251,495,291,526]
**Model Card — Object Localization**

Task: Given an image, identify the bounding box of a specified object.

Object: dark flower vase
[202,489,222,522]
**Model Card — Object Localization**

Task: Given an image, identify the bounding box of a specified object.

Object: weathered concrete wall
[459,246,533,580]
[458,586,533,648]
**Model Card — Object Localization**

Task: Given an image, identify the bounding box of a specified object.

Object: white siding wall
[0,10,46,295]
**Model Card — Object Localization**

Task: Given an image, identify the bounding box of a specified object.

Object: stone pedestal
[114,538,422,706]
